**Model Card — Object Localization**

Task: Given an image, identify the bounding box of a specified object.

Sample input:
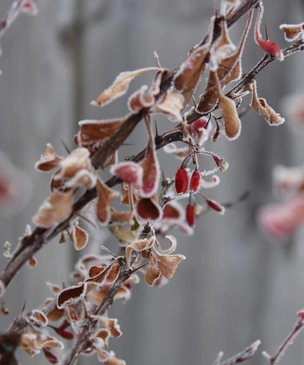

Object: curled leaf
[91,67,161,107]
[96,178,119,225]
[280,22,304,42]
[35,143,62,172]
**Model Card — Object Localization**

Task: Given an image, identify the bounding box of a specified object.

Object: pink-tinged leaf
[280,23,304,42]
[136,196,162,221]
[21,1,38,16]
[191,117,208,130]
[91,67,161,107]
[186,204,195,227]
[35,144,63,172]
[70,224,89,251]
[96,178,119,225]
[175,168,189,194]
[139,120,160,197]
[254,3,284,61]
[32,190,74,228]
[258,195,304,242]
[250,80,285,126]
[297,310,304,319]
[110,161,143,189]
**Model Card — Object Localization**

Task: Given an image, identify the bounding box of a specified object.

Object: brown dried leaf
[91,67,161,107]
[78,116,128,155]
[154,252,186,279]
[153,92,184,121]
[145,264,161,286]
[32,190,74,228]
[174,17,214,107]
[110,207,133,224]
[57,283,84,309]
[70,224,89,251]
[126,237,155,266]
[280,23,304,42]
[30,310,48,326]
[100,317,122,338]
[250,80,285,125]
[35,143,63,172]
[215,72,241,140]
[96,178,119,225]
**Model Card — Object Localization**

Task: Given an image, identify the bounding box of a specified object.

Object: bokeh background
[1,0,304,364]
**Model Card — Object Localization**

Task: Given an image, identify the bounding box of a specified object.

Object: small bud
[192,117,208,130]
[190,170,201,192]
[213,156,229,172]
[297,310,304,319]
[175,168,189,194]
[43,348,59,364]
[186,204,195,227]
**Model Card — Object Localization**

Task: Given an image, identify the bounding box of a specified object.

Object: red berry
[175,168,188,194]
[186,204,195,227]
[190,170,200,192]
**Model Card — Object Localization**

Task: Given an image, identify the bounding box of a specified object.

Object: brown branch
[262,318,304,365]
[1,35,303,293]
[63,223,153,365]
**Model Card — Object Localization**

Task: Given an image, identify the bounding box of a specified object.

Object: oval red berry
[190,170,200,192]
[186,204,195,227]
[175,168,188,194]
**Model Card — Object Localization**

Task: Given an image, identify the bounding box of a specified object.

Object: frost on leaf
[173,16,214,107]
[152,92,184,121]
[35,143,62,172]
[210,20,236,71]
[254,3,284,61]
[139,120,160,197]
[91,67,161,107]
[214,72,241,140]
[250,80,285,126]
[30,310,48,327]
[69,224,89,251]
[96,178,119,225]
[110,161,143,190]
[32,190,74,228]
[52,147,97,190]
[280,23,304,42]
[78,116,128,158]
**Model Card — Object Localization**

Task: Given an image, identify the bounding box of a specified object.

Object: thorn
[21,300,26,313]
[131,262,148,274]
[60,140,71,154]
[73,211,97,229]
[264,23,269,40]
[191,95,197,108]
[154,120,159,137]
[153,50,161,68]
[100,246,118,259]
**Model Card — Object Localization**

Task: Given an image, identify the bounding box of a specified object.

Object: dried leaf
[214,72,241,140]
[70,224,89,250]
[136,196,162,221]
[139,120,160,197]
[30,310,48,326]
[32,190,74,228]
[110,207,133,224]
[280,23,304,42]
[250,80,285,125]
[96,178,119,225]
[91,67,161,107]
[174,16,214,107]
[153,92,184,121]
[35,143,62,172]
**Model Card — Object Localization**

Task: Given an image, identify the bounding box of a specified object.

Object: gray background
[1,0,304,364]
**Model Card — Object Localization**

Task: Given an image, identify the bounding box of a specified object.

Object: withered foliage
[2,1,304,365]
